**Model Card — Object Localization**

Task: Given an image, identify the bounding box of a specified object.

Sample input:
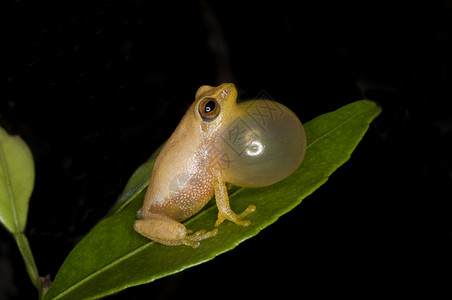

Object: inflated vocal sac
[215,99,306,188]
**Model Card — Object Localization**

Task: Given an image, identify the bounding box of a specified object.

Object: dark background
[1,0,452,298]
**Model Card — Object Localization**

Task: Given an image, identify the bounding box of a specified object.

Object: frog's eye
[198,98,220,121]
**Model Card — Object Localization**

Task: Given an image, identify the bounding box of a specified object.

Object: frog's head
[194,83,238,126]
[192,83,307,188]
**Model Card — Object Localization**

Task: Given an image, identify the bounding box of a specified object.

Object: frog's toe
[183,228,218,248]
[182,239,200,248]
[215,204,256,227]
[238,204,256,219]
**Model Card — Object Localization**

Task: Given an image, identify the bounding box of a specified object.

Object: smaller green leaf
[0,127,40,291]
[0,127,35,233]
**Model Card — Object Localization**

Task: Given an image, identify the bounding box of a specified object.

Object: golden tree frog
[134,83,306,247]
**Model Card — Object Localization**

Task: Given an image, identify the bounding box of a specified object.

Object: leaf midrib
[306,112,359,150]
[0,139,20,232]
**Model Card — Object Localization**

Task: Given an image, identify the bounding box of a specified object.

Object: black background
[1,0,452,298]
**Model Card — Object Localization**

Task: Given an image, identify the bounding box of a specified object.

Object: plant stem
[13,232,42,298]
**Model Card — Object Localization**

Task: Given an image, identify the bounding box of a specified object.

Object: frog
[134,83,306,248]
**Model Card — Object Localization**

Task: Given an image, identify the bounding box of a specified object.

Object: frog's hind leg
[134,214,218,248]
[213,169,256,227]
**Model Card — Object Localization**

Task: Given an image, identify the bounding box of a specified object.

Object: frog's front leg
[134,214,218,248]
[213,169,256,227]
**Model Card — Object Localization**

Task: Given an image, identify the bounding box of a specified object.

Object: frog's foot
[183,229,219,248]
[134,214,218,248]
[215,204,256,227]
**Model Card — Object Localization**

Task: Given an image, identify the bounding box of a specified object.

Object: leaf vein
[0,140,20,232]
[51,242,154,300]
[306,112,360,149]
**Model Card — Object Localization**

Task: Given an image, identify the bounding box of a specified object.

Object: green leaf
[0,127,35,233]
[44,100,381,300]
